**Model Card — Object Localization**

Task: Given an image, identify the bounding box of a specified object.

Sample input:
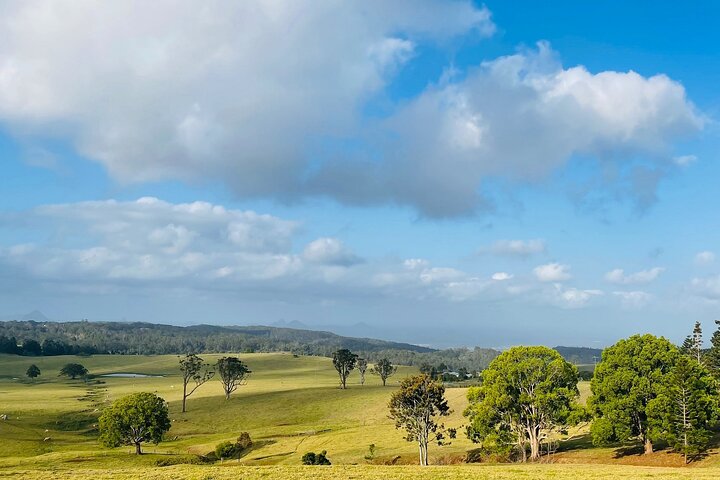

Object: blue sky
[1,1,719,348]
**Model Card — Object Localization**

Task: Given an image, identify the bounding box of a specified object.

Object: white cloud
[534,263,571,282]
[303,238,362,267]
[695,251,716,266]
[0,5,701,217]
[491,272,513,281]
[604,267,664,284]
[613,290,652,308]
[551,284,603,309]
[483,239,546,257]
[403,258,429,270]
[690,276,720,301]
[673,154,697,167]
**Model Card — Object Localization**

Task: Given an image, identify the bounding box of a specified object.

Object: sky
[1,0,720,348]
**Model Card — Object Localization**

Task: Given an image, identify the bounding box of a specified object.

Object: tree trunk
[135,443,142,455]
[644,438,653,455]
[182,381,188,413]
[528,428,540,461]
[382,377,386,386]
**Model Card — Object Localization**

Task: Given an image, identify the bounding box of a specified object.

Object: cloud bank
[0,3,703,217]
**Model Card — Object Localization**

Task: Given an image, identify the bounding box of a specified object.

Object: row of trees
[178,354,251,412]
[331,349,398,388]
[0,336,96,356]
[463,330,720,464]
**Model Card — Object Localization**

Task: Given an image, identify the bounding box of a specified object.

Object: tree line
[0,320,499,372]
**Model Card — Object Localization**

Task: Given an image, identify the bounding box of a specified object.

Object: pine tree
[680,322,704,365]
[661,356,719,464]
[706,320,720,375]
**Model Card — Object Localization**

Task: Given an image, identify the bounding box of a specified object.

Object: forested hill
[0,320,500,371]
[553,346,603,365]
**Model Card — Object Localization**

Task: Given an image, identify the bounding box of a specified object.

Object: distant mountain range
[0,313,604,370]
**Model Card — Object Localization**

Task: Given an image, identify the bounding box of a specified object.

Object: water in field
[100,373,164,378]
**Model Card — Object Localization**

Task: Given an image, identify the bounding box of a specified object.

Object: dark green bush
[302,450,331,465]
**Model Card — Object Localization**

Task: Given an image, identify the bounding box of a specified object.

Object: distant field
[0,353,718,478]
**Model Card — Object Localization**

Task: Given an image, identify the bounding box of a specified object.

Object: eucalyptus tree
[179,353,215,412]
[465,346,580,461]
[332,349,358,389]
[389,374,452,466]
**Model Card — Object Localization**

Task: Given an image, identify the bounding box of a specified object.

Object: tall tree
[26,364,41,379]
[680,322,704,364]
[59,363,88,380]
[179,354,214,412]
[465,346,580,461]
[706,320,720,375]
[371,358,397,386]
[654,356,719,463]
[216,356,251,400]
[589,334,678,454]
[389,374,452,466]
[332,349,358,389]
[357,358,368,385]
[99,392,171,455]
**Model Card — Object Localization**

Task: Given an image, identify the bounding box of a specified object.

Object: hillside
[0,320,500,371]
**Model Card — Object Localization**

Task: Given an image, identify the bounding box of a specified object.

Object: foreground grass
[1,353,719,478]
[3,464,720,480]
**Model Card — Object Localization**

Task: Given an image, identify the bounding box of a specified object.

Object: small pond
[100,373,164,378]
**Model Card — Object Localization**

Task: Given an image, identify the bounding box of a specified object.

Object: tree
[589,334,678,454]
[99,392,171,455]
[59,363,88,380]
[389,374,452,466]
[680,322,703,365]
[706,320,720,375]
[357,358,368,385]
[21,339,42,356]
[216,356,251,400]
[371,358,397,386]
[26,364,41,379]
[465,346,580,462]
[332,349,358,389]
[179,354,214,412]
[655,356,719,463]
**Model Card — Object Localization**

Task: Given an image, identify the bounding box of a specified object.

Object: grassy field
[0,353,718,479]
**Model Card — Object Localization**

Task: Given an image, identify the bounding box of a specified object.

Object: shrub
[214,432,253,460]
[302,450,331,465]
[236,432,252,450]
[215,441,237,459]
[155,455,211,467]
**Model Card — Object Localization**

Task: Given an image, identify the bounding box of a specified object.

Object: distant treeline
[0,320,501,371]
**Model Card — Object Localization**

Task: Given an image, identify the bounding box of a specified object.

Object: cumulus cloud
[613,290,652,308]
[491,272,513,281]
[552,285,603,309]
[482,239,546,257]
[604,267,664,284]
[695,251,716,266]
[0,4,702,217]
[303,238,363,267]
[690,276,720,301]
[533,263,571,282]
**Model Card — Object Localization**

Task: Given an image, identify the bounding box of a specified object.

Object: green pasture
[0,353,718,479]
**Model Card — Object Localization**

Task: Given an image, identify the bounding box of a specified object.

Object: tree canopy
[216,356,251,400]
[99,392,171,455]
[589,334,679,454]
[332,349,358,389]
[179,353,215,412]
[59,363,88,380]
[26,364,41,379]
[389,374,452,466]
[465,346,580,461]
[371,358,397,386]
